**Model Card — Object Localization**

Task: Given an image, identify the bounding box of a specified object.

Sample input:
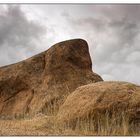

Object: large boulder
[0,39,103,117]
[57,81,140,133]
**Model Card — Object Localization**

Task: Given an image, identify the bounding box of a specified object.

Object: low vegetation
[0,103,139,136]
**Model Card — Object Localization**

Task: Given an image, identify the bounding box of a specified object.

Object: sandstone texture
[0,39,103,116]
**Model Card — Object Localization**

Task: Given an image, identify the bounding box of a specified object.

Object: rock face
[57,81,140,131]
[0,39,103,116]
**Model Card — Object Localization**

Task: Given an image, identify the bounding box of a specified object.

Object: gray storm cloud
[0,5,46,66]
[0,5,140,84]
[59,5,140,84]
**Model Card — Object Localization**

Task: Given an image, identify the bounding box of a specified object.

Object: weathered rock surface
[57,81,140,129]
[0,39,103,116]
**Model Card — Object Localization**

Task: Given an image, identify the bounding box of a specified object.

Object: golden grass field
[0,111,139,136]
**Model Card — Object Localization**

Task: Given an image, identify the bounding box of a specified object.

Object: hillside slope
[0,39,103,117]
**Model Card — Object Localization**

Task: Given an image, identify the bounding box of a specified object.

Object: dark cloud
[60,5,140,84]
[0,5,46,66]
[0,5,140,84]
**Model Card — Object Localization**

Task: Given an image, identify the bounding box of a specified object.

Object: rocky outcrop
[57,81,140,132]
[0,39,103,117]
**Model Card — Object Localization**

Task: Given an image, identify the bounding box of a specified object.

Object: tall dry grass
[0,97,139,136]
[56,109,140,136]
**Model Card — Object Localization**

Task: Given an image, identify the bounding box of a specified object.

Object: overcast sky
[0,4,140,84]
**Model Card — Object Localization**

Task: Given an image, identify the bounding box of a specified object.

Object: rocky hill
[0,39,103,117]
[57,81,140,133]
[0,38,139,135]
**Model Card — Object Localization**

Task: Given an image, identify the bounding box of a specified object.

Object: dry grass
[0,115,58,136]
[56,109,140,136]
[0,82,140,136]
[41,95,67,116]
[0,108,139,136]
